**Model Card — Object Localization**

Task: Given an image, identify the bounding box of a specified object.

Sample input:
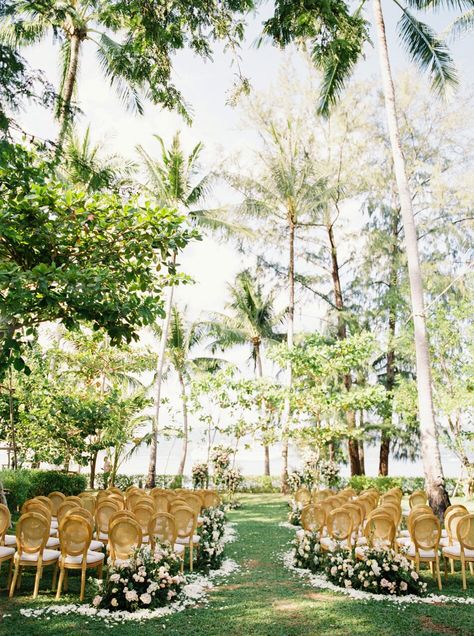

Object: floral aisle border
[281,550,474,607]
[12,520,240,625]
[15,559,240,625]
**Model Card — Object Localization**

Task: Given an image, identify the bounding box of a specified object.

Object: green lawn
[0,494,473,635]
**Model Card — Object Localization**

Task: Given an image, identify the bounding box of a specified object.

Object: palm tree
[139,133,247,487]
[160,306,223,476]
[264,0,463,516]
[228,120,326,489]
[0,1,179,144]
[205,270,282,475]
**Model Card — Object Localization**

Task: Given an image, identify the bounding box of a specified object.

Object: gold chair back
[457,514,474,551]
[57,500,81,525]
[149,512,177,549]
[173,506,197,541]
[16,512,49,554]
[109,518,142,561]
[59,514,92,558]
[294,488,311,507]
[48,492,66,516]
[134,503,154,536]
[301,504,326,534]
[327,508,353,545]
[95,500,120,535]
[78,494,96,515]
[364,512,396,548]
[0,503,11,541]
[202,491,220,508]
[152,493,169,513]
[409,491,428,509]
[412,514,441,551]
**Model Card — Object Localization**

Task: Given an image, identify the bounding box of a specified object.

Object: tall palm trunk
[327,222,362,475]
[7,366,18,470]
[254,339,270,476]
[146,282,175,488]
[177,370,189,476]
[373,0,450,516]
[280,214,295,492]
[58,33,81,146]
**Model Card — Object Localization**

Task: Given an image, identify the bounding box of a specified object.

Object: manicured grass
[0,494,473,635]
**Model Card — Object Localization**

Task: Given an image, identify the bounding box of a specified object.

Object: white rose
[111,598,118,607]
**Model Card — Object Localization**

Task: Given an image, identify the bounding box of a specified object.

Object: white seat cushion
[441,529,448,538]
[98,531,108,541]
[175,534,200,545]
[50,520,58,529]
[398,530,410,537]
[49,529,58,537]
[18,549,60,563]
[406,545,438,559]
[89,540,104,552]
[4,534,16,547]
[442,545,474,559]
[173,543,185,554]
[64,552,105,566]
[0,546,15,558]
[397,536,411,546]
[46,537,60,549]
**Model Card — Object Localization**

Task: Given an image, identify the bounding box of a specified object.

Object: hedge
[0,470,88,511]
[341,475,458,496]
[96,473,186,490]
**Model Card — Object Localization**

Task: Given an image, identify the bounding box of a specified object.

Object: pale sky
[11,1,473,480]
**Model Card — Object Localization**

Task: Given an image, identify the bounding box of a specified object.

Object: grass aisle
[0,494,473,635]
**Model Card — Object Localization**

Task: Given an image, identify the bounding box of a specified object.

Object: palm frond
[446,7,474,39]
[316,49,358,118]
[396,5,458,95]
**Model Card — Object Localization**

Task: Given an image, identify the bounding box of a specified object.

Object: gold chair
[63,508,104,552]
[56,500,81,530]
[294,488,312,509]
[300,504,326,535]
[78,493,96,515]
[406,513,442,590]
[133,503,154,542]
[95,500,120,543]
[20,501,60,549]
[174,506,199,571]
[9,512,60,599]
[409,490,428,509]
[442,514,474,590]
[108,518,142,562]
[202,491,221,508]
[321,508,353,552]
[0,504,15,585]
[356,512,396,558]
[35,496,53,512]
[342,503,363,540]
[152,493,170,513]
[56,514,104,600]
[48,492,66,518]
[148,512,185,563]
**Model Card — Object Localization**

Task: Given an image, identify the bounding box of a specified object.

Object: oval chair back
[327,508,353,546]
[182,494,202,517]
[134,503,154,537]
[22,501,51,526]
[34,496,53,513]
[59,514,92,558]
[152,494,169,513]
[63,496,82,506]
[379,502,401,529]
[106,487,123,497]
[202,491,220,508]
[300,504,326,534]
[294,488,311,508]
[457,514,474,551]
[126,491,147,510]
[78,494,96,515]
[412,514,441,552]
[342,503,362,535]
[445,506,468,537]
[48,492,66,516]
[109,518,142,562]
[169,499,189,515]
[16,512,49,555]
[57,500,81,526]
[173,506,197,542]
[409,491,428,509]
[364,512,396,549]
[447,511,468,545]
[64,506,94,528]
[0,503,11,542]
[407,507,433,537]
[95,500,120,538]
[148,512,177,550]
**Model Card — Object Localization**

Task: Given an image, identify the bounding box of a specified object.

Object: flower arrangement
[319,459,340,488]
[292,531,324,573]
[325,547,427,596]
[92,543,185,612]
[210,445,232,486]
[196,506,227,572]
[192,463,209,489]
[288,501,302,526]
[222,467,243,502]
[287,470,304,493]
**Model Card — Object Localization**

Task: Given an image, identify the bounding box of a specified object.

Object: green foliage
[0,141,196,376]
[344,475,458,495]
[0,469,87,510]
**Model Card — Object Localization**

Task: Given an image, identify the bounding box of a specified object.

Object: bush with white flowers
[292,531,325,573]
[196,506,227,572]
[325,547,427,597]
[210,445,232,486]
[192,462,209,489]
[288,501,302,526]
[92,543,185,612]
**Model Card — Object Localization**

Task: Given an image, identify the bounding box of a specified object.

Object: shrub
[93,543,185,612]
[0,469,87,510]
[343,475,457,496]
[325,547,427,596]
[238,475,280,493]
[292,531,324,573]
[196,506,227,572]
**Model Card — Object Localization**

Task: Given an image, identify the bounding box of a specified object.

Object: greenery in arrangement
[196,506,228,572]
[192,463,209,489]
[93,543,185,612]
[292,531,325,573]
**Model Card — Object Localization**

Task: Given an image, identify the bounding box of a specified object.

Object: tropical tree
[205,269,281,475]
[159,306,224,476]
[263,0,466,515]
[1,0,254,143]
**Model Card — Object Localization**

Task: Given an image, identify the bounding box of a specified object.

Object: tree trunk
[177,371,189,476]
[146,278,175,488]
[373,0,450,517]
[58,33,81,147]
[7,367,18,470]
[90,452,98,489]
[254,339,271,477]
[379,219,398,476]
[327,222,362,475]
[280,215,295,492]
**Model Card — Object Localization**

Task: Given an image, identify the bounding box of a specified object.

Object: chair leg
[469,562,474,576]
[9,563,20,598]
[17,566,22,590]
[189,544,193,572]
[33,566,42,599]
[461,556,467,591]
[6,558,13,588]
[444,557,448,581]
[80,567,87,602]
[450,558,455,574]
[435,556,442,591]
[64,569,69,591]
[52,563,58,591]
[56,566,65,600]
[97,563,103,580]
